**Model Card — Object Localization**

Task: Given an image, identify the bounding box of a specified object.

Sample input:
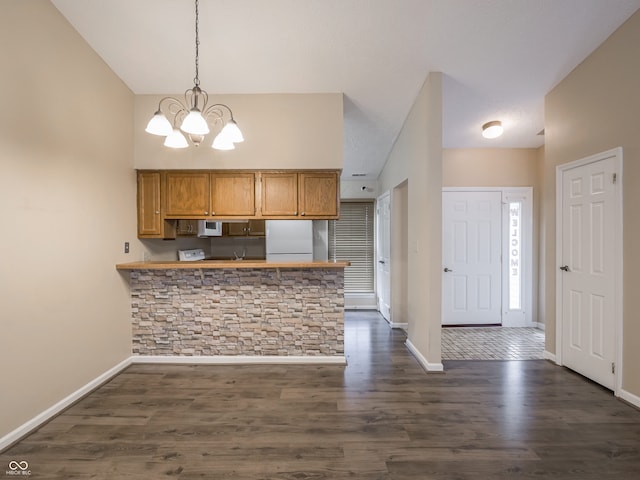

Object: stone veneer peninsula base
[116,261,348,362]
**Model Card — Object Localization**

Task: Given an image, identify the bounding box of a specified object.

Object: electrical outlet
[124,242,130,254]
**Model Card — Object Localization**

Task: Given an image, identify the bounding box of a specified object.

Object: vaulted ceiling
[52,0,640,178]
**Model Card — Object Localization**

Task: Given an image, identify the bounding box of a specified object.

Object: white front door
[559,153,619,390]
[442,191,502,325]
[377,193,391,321]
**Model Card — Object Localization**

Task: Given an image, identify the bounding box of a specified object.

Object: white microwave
[197,220,222,237]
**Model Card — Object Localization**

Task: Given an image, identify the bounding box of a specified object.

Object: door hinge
[613,173,617,184]
[612,362,615,374]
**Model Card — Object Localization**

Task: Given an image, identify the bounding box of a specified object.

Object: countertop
[116,259,350,270]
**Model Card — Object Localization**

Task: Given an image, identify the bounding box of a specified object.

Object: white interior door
[377,193,391,321]
[560,155,618,390]
[442,191,502,325]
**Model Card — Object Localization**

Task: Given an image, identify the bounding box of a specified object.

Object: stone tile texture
[129,269,344,357]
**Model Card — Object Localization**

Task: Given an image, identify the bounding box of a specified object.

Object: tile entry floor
[442,326,545,360]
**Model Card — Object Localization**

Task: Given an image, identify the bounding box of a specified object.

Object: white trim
[384,315,408,331]
[405,340,444,372]
[0,357,132,451]
[389,322,408,330]
[618,388,640,410]
[543,350,557,363]
[555,147,623,394]
[131,355,347,365]
[535,322,545,331]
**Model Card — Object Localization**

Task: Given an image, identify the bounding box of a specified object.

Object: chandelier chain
[145,0,243,149]
[194,0,200,86]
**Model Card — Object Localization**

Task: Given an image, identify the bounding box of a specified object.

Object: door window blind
[329,201,375,293]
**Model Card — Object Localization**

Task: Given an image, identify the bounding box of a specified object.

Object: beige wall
[443,148,540,187]
[545,10,640,397]
[443,147,544,326]
[379,73,442,365]
[391,181,409,325]
[0,1,136,438]
[135,94,343,170]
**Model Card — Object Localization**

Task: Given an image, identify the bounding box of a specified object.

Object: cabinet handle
[211,211,215,216]
[155,211,160,214]
[204,211,208,215]
[301,212,306,216]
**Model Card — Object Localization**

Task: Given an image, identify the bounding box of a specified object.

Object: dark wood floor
[2,311,640,479]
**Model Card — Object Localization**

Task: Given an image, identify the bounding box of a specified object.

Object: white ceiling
[51,0,640,179]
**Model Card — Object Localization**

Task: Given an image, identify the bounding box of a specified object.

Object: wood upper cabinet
[210,172,256,216]
[298,171,339,218]
[260,172,299,216]
[137,169,340,237]
[260,171,340,218]
[164,171,210,217]
[137,171,162,237]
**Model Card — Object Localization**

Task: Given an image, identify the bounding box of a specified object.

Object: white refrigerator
[266,220,313,261]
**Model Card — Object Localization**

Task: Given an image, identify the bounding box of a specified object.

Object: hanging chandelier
[145,0,244,150]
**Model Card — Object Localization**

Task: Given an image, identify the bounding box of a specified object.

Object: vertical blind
[329,201,375,293]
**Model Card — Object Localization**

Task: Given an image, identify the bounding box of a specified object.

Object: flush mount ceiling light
[481,120,503,139]
[145,0,243,150]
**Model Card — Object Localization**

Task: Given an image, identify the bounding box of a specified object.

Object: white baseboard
[0,357,132,452]
[618,388,640,410]
[535,322,545,331]
[389,322,408,330]
[405,340,444,372]
[131,355,347,365]
[543,350,557,363]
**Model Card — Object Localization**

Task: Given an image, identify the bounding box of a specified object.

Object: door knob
[443,267,453,273]
[560,265,570,272]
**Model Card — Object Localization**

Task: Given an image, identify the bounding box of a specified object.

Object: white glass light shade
[180,109,210,135]
[164,128,189,148]
[219,120,244,143]
[145,111,173,136]
[212,133,235,150]
[482,120,503,139]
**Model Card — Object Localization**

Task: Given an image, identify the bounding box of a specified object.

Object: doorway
[376,192,391,321]
[556,148,622,391]
[442,188,533,327]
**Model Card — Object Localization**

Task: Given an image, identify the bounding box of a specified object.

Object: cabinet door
[247,219,266,236]
[165,172,210,217]
[226,222,249,236]
[298,172,339,218]
[137,171,162,236]
[261,172,298,216]
[210,172,256,216]
[176,219,198,236]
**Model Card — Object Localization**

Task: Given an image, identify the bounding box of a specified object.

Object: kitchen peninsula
[116,260,349,363]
